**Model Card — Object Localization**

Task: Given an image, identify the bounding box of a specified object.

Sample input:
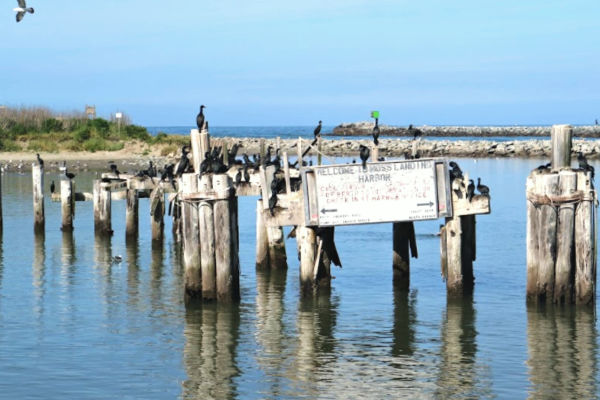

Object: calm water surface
[0,158,598,399]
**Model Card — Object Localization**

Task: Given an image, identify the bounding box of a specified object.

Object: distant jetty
[331,122,600,138]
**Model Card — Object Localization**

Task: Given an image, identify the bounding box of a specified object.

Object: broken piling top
[551,124,573,171]
[190,122,210,174]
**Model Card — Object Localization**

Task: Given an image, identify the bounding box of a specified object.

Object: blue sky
[1,0,599,126]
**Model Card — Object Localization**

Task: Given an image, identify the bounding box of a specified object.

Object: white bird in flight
[13,0,34,23]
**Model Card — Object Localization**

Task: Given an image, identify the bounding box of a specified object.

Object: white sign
[309,159,439,226]
[115,112,123,119]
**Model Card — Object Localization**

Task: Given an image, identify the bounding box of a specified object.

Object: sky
[1,0,599,126]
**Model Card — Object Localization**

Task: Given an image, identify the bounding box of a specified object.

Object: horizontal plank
[452,194,491,216]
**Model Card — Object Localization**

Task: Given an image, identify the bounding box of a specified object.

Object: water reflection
[435,297,492,399]
[295,290,338,395]
[392,288,417,358]
[33,232,45,318]
[182,303,241,399]
[125,236,140,307]
[255,268,289,397]
[527,305,597,399]
[151,241,164,304]
[60,230,75,287]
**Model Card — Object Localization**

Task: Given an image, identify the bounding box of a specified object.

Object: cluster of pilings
[526,125,597,305]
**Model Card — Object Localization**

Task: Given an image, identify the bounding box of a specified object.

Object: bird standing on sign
[476,177,490,196]
[196,105,206,130]
[359,144,370,171]
[14,0,34,22]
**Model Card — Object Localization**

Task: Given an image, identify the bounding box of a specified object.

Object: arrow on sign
[320,208,338,214]
[417,201,434,207]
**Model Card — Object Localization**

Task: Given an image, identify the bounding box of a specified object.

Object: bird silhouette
[109,163,120,178]
[50,180,55,194]
[359,144,370,171]
[36,153,44,167]
[314,120,322,138]
[408,124,423,140]
[175,146,190,177]
[14,0,34,23]
[467,179,475,201]
[449,161,463,181]
[196,105,206,130]
[578,152,595,178]
[476,177,490,196]
[372,118,380,146]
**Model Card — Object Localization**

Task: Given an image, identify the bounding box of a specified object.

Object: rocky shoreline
[331,122,600,138]
[1,136,599,173]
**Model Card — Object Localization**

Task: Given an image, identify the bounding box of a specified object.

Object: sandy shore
[0,136,598,172]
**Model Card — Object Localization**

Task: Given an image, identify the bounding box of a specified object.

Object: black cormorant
[578,152,595,178]
[408,124,423,140]
[449,161,463,181]
[109,163,120,178]
[314,120,322,138]
[175,146,190,177]
[36,153,43,167]
[243,164,250,182]
[196,105,206,130]
[372,118,380,146]
[359,144,370,171]
[477,177,489,196]
[467,179,475,201]
[235,168,242,185]
[50,180,55,194]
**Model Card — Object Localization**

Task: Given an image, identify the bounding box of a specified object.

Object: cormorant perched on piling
[536,162,551,172]
[175,146,190,177]
[14,0,34,22]
[36,153,43,167]
[235,168,242,185]
[408,124,423,140]
[196,105,206,130]
[467,179,475,201]
[476,178,490,196]
[50,180,55,194]
[449,161,463,181]
[314,120,322,138]
[161,163,177,190]
[359,144,370,171]
[109,162,120,178]
[372,118,380,146]
[578,152,595,178]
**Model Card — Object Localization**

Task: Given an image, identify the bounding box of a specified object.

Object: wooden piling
[554,170,577,303]
[32,163,44,232]
[125,188,139,238]
[537,173,560,301]
[526,124,596,305]
[0,170,3,234]
[199,175,216,300]
[443,214,475,297]
[150,186,165,242]
[392,222,417,290]
[212,174,240,301]
[60,178,74,232]
[551,124,572,170]
[575,171,596,305]
[182,173,202,299]
[190,129,202,173]
[93,180,111,235]
[256,199,269,269]
[298,225,317,291]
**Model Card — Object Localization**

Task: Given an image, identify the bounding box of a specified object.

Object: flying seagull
[14,0,34,23]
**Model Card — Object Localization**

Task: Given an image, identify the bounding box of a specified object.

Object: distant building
[85,105,96,119]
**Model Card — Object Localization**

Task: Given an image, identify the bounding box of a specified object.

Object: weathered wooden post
[213,174,240,301]
[190,129,202,173]
[149,186,165,242]
[256,199,269,269]
[392,222,417,290]
[199,174,216,300]
[93,179,112,235]
[125,188,139,238]
[526,124,597,305]
[442,176,477,297]
[60,178,74,231]
[32,163,44,232]
[298,225,317,292]
[182,173,201,300]
[0,170,3,234]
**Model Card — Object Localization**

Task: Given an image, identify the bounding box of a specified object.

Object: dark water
[0,158,598,399]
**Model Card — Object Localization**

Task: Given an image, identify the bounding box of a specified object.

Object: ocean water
[146,125,596,142]
[0,156,598,399]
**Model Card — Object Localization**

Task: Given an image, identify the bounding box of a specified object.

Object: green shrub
[62,140,83,151]
[83,137,124,152]
[124,124,151,141]
[41,118,63,133]
[27,139,59,153]
[0,139,20,151]
[89,118,110,136]
[10,123,27,135]
[73,127,91,142]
